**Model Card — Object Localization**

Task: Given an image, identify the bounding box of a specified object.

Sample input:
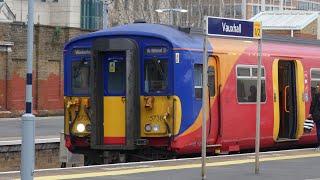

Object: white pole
[21,0,35,179]
[201,16,208,180]
[255,36,262,175]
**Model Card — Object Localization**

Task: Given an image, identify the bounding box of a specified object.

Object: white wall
[5,0,81,27]
[49,0,80,27]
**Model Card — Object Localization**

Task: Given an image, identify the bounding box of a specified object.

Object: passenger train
[63,22,320,164]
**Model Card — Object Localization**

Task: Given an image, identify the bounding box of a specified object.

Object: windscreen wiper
[152,56,165,78]
[73,58,87,78]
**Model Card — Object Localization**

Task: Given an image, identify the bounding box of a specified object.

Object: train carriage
[63,22,319,164]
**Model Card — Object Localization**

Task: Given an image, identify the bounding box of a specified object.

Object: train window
[144,58,168,93]
[310,69,320,97]
[236,66,266,103]
[194,64,203,99]
[237,67,250,76]
[107,58,126,94]
[71,58,90,94]
[208,66,215,97]
[252,68,265,77]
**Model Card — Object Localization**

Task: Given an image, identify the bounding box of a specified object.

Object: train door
[207,56,220,146]
[91,38,140,150]
[278,61,297,139]
[273,59,306,141]
[103,52,126,145]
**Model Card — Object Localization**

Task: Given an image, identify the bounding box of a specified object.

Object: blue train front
[63,23,217,164]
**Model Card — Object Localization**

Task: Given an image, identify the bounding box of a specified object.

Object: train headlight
[145,124,152,132]
[153,124,160,132]
[76,123,85,132]
[85,124,91,132]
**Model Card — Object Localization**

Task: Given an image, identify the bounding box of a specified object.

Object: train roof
[65,22,320,50]
[65,23,203,49]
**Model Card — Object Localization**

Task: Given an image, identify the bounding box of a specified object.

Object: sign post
[202,16,262,179]
[21,0,35,179]
[201,17,208,180]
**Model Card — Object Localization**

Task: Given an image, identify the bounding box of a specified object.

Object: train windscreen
[71,58,90,94]
[144,58,168,93]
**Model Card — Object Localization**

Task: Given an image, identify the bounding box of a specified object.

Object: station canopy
[250,11,319,30]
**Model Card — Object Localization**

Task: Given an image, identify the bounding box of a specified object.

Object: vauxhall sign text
[207,17,261,39]
[222,22,241,33]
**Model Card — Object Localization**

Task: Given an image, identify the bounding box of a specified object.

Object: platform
[1,148,320,180]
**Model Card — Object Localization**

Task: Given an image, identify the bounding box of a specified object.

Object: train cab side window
[144,58,168,93]
[236,66,266,103]
[194,64,203,99]
[310,69,320,98]
[71,59,90,94]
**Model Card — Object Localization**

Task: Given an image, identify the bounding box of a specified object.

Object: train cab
[63,23,203,163]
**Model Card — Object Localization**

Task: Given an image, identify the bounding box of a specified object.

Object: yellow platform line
[32,153,320,180]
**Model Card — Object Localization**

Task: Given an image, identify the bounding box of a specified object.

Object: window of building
[144,58,168,93]
[81,0,103,30]
[252,5,261,16]
[303,2,308,10]
[72,59,90,94]
[235,4,242,16]
[194,64,203,99]
[310,69,320,98]
[225,5,231,16]
[53,0,58,2]
[237,65,266,103]
[41,0,46,2]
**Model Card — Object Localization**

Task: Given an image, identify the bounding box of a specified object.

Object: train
[63,21,320,164]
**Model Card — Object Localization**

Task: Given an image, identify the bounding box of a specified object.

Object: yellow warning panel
[104,96,125,143]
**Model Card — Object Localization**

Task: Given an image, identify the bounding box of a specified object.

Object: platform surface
[1,148,320,180]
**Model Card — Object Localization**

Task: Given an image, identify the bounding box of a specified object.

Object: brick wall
[0,22,91,117]
[0,143,84,172]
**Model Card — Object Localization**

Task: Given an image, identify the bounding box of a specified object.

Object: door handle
[284,86,289,113]
[121,96,126,103]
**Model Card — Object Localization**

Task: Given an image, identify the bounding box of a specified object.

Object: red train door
[207,56,220,147]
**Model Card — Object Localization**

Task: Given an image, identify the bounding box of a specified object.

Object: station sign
[206,17,261,39]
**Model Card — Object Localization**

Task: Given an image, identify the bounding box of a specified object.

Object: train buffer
[1,147,320,180]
